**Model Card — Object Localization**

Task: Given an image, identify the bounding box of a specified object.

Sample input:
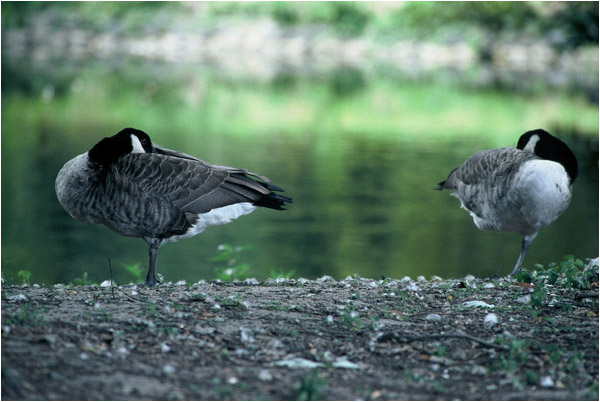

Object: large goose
[436,129,578,276]
[56,128,293,285]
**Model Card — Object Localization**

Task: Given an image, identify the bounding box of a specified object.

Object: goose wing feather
[441,147,534,189]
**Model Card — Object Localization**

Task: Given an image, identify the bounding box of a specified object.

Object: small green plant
[491,338,530,373]
[139,302,161,318]
[530,277,547,309]
[122,262,144,282]
[216,293,245,308]
[71,272,96,286]
[4,304,43,327]
[268,267,296,279]
[294,370,325,401]
[211,244,252,281]
[339,306,362,330]
[17,270,31,286]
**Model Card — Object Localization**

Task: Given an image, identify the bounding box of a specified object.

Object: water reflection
[1,58,598,284]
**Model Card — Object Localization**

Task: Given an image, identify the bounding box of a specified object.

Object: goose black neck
[88,132,133,169]
[521,129,579,184]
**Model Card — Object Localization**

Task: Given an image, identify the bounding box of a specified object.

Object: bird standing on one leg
[56,128,293,285]
[435,129,578,276]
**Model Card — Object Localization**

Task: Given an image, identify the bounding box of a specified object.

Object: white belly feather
[165,202,257,243]
[512,159,572,231]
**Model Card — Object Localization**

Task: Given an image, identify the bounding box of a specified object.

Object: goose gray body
[436,129,578,275]
[56,128,292,285]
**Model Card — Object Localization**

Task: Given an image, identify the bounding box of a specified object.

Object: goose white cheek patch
[130,134,146,153]
[523,134,540,153]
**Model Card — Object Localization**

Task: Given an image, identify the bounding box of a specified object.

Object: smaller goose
[435,129,578,276]
[56,128,293,285]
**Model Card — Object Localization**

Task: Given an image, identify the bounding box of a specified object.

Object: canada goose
[435,129,578,276]
[56,128,293,285]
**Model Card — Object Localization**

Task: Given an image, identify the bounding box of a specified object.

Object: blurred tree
[544,2,599,50]
[391,1,598,50]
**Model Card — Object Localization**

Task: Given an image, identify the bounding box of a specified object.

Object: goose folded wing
[118,153,283,216]
[442,147,531,189]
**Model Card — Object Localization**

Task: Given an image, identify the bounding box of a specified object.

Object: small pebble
[540,376,554,388]
[258,369,273,381]
[425,313,441,321]
[317,275,334,283]
[163,364,176,375]
[406,283,419,292]
[483,313,498,327]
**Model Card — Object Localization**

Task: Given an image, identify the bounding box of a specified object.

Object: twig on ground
[378,332,509,351]
[575,292,599,300]
[115,287,145,303]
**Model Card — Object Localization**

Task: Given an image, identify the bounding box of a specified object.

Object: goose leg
[144,238,163,286]
[510,233,538,276]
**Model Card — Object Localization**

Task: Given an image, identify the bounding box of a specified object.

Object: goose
[435,129,578,276]
[55,128,293,285]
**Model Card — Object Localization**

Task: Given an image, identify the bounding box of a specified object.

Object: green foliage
[17,270,32,286]
[294,370,325,401]
[395,1,536,33]
[270,2,370,36]
[211,244,252,281]
[517,256,598,290]
[516,256,598,310]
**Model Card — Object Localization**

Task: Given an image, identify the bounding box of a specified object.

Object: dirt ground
[1,275,598,400]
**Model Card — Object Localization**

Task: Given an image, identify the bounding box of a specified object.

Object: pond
[1,62,598,284]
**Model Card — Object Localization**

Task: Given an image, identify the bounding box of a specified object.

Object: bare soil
[1,276,598,400]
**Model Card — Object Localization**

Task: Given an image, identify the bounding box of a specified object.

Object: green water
[1,65,598,284]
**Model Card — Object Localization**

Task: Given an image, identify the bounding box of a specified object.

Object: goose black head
[88,128,156,170]
[517,129,578,184]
